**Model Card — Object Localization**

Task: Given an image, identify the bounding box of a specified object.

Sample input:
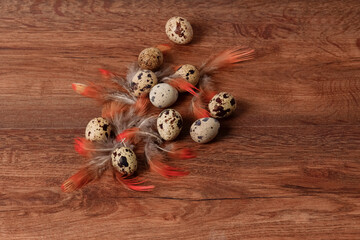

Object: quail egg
[130,70,158,97]
[190,117,220,143]
[149,83,178,108]
[208,92,236,118]
[138,47,163,71]
[85,117,112,142]
[175,64,200,88]
[157,109,183,141]
[165,16,193,44]
[111,147,137,176]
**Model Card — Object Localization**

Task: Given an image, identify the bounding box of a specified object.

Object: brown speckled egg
[208,92,236,118]
[130,70,158,97]
[111,147,137,176]
[165,16,193,44]
[157,109,183,141]
[190,117,220,143]
[149,83,178,108]
[138,47,163,71]
[175,64,200,87]
[85,117,112,142]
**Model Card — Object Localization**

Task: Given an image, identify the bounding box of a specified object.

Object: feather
[198,75,217,102]
[148,157,189,178]
[72,83,102,100]
[102,101,130,118]
[162,143,196,160]
[201,88,217,103]
[72,83,87,95]
[61,168,95,193]
[72,75,131,105]
[145,141,189,178]
[165,78,199,96]
[105,92,135,104]
[99,68,113,78]
[188,75,217,118]
[88,154,114,177]
[172,148,196,160]
[134,94,150,116]
[111,109,140,135]
[155,64,174,80]
[61,152,113,193]
[114,172,154,191]
[74,138,94,157]
[138,116,157,131]
[94,75,128,94]
[173,148,196,159]
[191,95,211,119]
[116,127,140,143]
[155,44,171,53]
[200,46,255,75]
[113,77,131,93]
[125,63,140,86]
[173,64,182,72]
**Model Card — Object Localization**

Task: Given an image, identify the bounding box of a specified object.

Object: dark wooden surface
[1,0,360,239]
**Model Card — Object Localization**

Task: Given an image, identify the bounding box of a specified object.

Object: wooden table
[1,1,360,239]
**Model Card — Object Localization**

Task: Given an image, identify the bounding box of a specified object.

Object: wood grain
[0,0,360,239]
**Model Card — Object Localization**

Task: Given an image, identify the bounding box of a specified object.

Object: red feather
[201,88,217,103]
[102,101,129,118]
[168,148,196,160]
[167,78,199,96]
[74,138,93,157]
[156,44,171,53]
[191,92,211,119]
[192,98,210,119]
[148,155,189,178]
[99,68,112,78]
[72,83,102,100]
[116,127,140,143]
[61,168,95,193]
[134,94,149,116]
[115,172,154,191]
[173,64,182,71]
[201,47,255,74]
[209,47,254,67]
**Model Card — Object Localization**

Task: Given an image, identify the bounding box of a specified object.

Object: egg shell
[149,83,178,108]
[175,64,200,88]
[111,147,137,176]
[131,70,158,97]
[85,117,112,142]
[157,109,183,141]
[208,92,236,118]
[138,47,163,71]
[165,16,193,44]
[190,117,220,143]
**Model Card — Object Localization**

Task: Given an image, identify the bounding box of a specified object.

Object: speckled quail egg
[85,117,112,142]
[208,92,236,118]
[149,83,178,108]
[157,109,183,141]
[131,70,158,97]
[138,47,163,71]
[190,117,220,143]
[111,147,137,176]
[165,16,193,44]
[175,64,200,88]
